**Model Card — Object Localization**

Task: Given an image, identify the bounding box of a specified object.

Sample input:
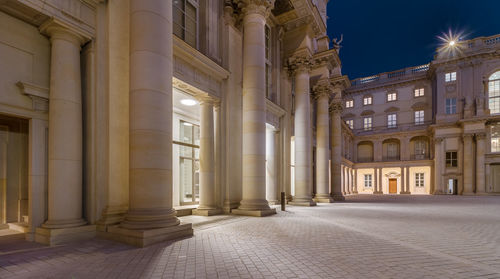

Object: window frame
[489,71,500,115]
[364,174,372,188]
[491,124,500,153]
[414,110,424,125]
[414,88,425,97]
[415,173,424,187]
[387,113,397,128]
[345,99,354,108]
[445,98,457,114]
[345,119,354,129]
[363,96,373,106]
[172,0,199,49]
[363,117,372,131]
[387,92,397,102]
[445,72,457,82]
[445,151,458,168]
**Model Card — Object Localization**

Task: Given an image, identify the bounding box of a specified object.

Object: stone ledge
[314,197,334,203]
[289,201,317,206]
[35,225,96,246]
[105,223,193,247]
[192,208,222,216]
[232,208,276,217]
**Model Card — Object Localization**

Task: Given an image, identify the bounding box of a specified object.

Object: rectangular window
[415,110,424,125]
[445,72,457,82]
[415,140,426,157]
[492,124,500,152]
[363,96,372,105]
[387,92,397,102]
[364,174,372,187]
[489,79,500,114]
[415,173,424,187]
[414,88,425,97]
[345,119,354,129]
[363,117,372,131]
[265,25,273,101]
[345,100,354,108]
[445,151,458,167]
[446,98,457,114]
[387,113,397,128]
[173,0,198,48]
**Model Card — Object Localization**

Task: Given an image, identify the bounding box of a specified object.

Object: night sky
[326,0,500,79]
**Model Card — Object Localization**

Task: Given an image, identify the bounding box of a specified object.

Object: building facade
[342,35,500,196]
[0,0,347,247]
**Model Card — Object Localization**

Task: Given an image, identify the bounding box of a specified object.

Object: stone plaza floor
[1,195,500,278]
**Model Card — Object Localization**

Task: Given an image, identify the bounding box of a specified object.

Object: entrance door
[447,179,458,195]
[389,179,397,194]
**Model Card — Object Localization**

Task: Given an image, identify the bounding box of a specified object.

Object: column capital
[238,0,275,19]
[195,94,219,106]
[329,100,343,114]
[434,137,444,144]
[476,133,487,140]
[312,79,332,100]
[462,133,474,141]
[287,55,314,75]
[40,18,89,46]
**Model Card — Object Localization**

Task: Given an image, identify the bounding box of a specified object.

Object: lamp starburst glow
[437,29,468,58]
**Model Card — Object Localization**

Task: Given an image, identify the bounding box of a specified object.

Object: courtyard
[1,195,500,279]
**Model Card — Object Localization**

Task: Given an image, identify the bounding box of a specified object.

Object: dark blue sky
[326,0,500,79]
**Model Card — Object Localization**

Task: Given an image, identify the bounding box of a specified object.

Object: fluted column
[330,100,344,200]
[476,133,486,194]
[289,57,316,206]
[233,0,276,216]
[462,134,474,195]
[193,98,221,216]
[40,23,86,229]
[114,1,192,246]
[313,83,333,203]
[266,128,278,204]
[433,138,444,194]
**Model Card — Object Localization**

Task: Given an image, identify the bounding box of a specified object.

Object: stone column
[400,166,405,194]
[352,169,358,194]
[266,127,278,205]
[346,167,351,194]
[193,98,221,216]
[476,133,486,194]
[313,83,333,202]
[233,1,275,216]
[462,134,474,195]
[330,100,344,200]
[433,138,444,194]
[36,22,89,234]
[288,57,316,207]
[340,165,345,195]
[406,166,411,193]
[373,168,378,194]
[111,0,192,246]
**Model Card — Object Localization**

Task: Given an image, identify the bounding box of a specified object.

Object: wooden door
[389,179,397,194]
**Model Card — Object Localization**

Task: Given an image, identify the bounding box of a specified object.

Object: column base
[332,194,345,201]
[232,208,276,217]
[267,200,279,205]
[289,197,317,206]
[96,205,128,232]
[475,192,489,196]
[399,191,411,195]
[433,189,445,195]
[352,191,358,194]
[373,191,383,195]
[35,225,96,246]
[192,208,222,216]
[223,200,240,214]
[314,195,334,203]
[106,223,193,247]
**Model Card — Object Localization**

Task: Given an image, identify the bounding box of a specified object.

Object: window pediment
[361,110,375,116]
[411,102,428,110]
[384,106,399,113]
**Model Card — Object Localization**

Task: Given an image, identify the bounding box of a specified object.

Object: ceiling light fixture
[180,99,198,106]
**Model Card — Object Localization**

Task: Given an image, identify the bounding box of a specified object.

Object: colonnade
[340,165,357,195]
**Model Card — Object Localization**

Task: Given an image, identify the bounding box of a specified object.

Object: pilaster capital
[312,79,332,100]
[434,137,444,144]
[40,18,89,46]
[237,0,275,19]
[287,55,314,75]
[196,95,219,106]
[475,133,487,140]
[329,100,343,114]
[462,133,474,141]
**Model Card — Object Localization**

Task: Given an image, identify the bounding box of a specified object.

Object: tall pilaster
[266,128,278,205]
[352,168,358,194]
[289,55,316,206]
[373,168,378,194]
[193,98,221,216]
[462,134,474,195]
[330,100,344,200]
[433,138,444,194]
[406,166,410,193]
[110,0,192,246]
[400,167,405,194]
[313,81,333,203]
[476,133,486,194]
[233,0,276,216]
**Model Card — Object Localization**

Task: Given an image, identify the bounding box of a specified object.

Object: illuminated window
[345,99,354,108]
[414,88,424,97]
[387,92,397,102]
[492,124,500,152]
[363,117,372,131]
[415,110,424,125]
[445,151,458,167]
[364,174,372,187]
[173,0,198,48]
[445,72,456,82]
[446,98,457,114]
[363,96,372,105]
[489,71,500,114]
[415,173,424,187]
[345,119,354,129]
[387,113,397,128]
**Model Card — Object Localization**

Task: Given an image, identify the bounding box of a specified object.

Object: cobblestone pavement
[1,195,500,279]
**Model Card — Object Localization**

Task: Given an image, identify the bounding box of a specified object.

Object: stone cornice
[330,75,350,91]
[312,49,340,70]
[266,99,286,117]
[40,18,91,45]
[16,81,49,112]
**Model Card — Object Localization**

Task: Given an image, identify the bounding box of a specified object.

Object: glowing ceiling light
[183,122,193,127]
[180,99,197,106]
